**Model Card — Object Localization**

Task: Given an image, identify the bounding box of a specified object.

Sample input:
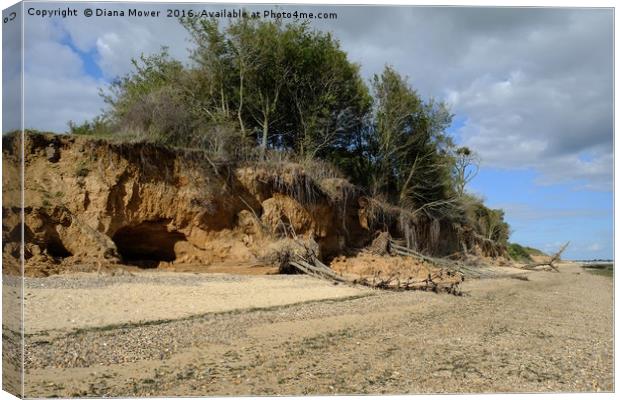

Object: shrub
[507,243,533,262]
[68,116,111,137]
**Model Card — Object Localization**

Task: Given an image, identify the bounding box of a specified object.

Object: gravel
[16,263,615,396]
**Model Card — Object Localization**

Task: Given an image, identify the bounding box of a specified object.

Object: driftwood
[286,238,463,294]
[522,242,569,272]
[387,239,498,279]
[289,258,347,283]
[389,241,451,267]
[352,270,463,295]
[291,256,460,294]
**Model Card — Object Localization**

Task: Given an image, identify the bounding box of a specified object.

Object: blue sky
[9,4,613,259]
[59,32,104,80]
[469,169,613,259]
[446,113,612,260]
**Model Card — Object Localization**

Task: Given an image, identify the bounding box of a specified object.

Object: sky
[6,3,613,259]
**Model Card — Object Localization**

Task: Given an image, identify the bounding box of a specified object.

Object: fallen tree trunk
[390,242,452,267]
[288,253,463,295]
[388,239,495,279]
[523,242,569,272]
[284,234,467,295]
[351,272,463,295]
[289,259,347,283]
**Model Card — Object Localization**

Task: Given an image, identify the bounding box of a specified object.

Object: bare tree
[227,19,262,138]
[453,146,480,196]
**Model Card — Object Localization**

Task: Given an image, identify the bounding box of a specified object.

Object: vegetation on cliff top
[507,243,546,262]
[68,17,510,249]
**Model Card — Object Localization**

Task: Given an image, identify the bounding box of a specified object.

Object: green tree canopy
[182,17,371,156]
[338,66,454,214]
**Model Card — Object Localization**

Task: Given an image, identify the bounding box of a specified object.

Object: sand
[3,262,613,396]
[18,272,369,335]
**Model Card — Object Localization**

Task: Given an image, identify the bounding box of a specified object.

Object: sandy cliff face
[2,133,366,276]
[2,132,503,276]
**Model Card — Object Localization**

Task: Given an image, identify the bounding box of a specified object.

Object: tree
[452,146,480,196]
[180,18,370,157]
[279,25,370,160]
[226,18,259,137]
[183,18,234,121]
[100,48,195,145]
[244,21,290,152]
[364,66,454,214]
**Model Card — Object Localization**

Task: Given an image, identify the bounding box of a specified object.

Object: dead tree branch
[523,242,569,272]
[286,236,463,294]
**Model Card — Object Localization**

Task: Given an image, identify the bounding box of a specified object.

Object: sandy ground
[19,272,368,335]
[4,262,613,396]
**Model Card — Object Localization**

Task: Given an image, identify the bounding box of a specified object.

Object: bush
[120,85,195,146]
[507,243,533,262]
[190,121,253,161]
[524,246,545,256]
[68,117,111,136]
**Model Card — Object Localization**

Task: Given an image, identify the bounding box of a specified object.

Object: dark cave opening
[45,237,72,259]
[111,221,186,268]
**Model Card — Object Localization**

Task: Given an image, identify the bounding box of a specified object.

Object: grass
[581,263,613,278]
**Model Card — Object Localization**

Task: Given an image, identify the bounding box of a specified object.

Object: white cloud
[26,40,84,78]
[22,13,107,132]
[332,7,612,192]
[24,74,105,132]
[533,152,613,191]
[57,4,190,78]
[20,3,192,133]
[452,68,612,190]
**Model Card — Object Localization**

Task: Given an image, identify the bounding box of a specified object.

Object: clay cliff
[2,132,504,276]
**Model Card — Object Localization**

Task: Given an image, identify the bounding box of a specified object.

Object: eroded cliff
[2,132,504,276]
